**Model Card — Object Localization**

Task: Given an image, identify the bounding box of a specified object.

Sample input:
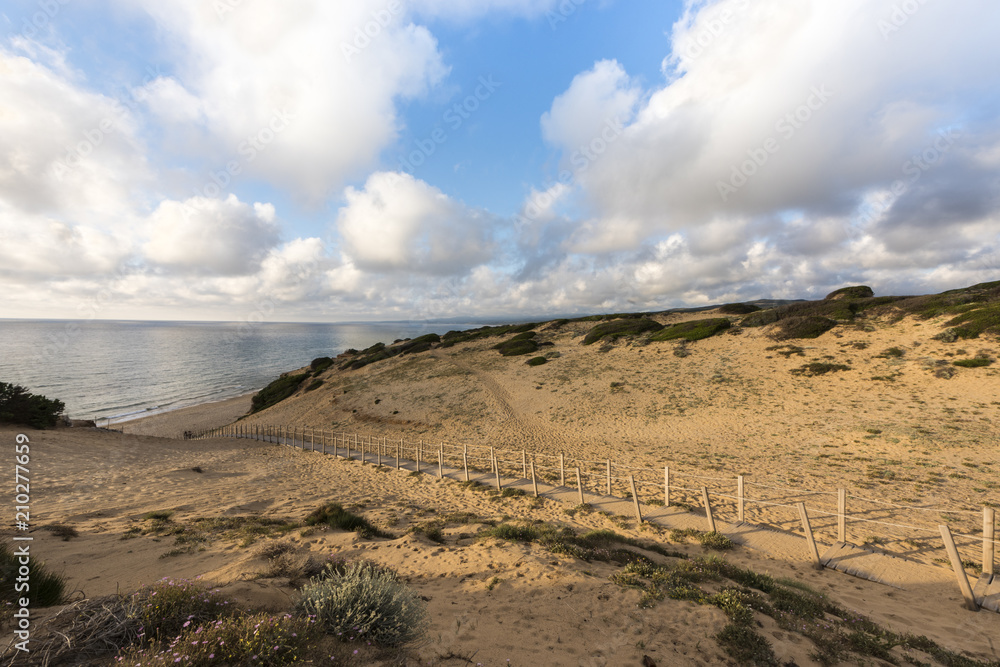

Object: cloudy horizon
[1,0,998,324]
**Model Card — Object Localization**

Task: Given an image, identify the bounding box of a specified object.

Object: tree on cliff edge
[0,383,65,429]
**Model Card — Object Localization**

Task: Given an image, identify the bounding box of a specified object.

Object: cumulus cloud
[144,195,281,276]
[528,0,1000,302]
[541,60,640,156]
[126,0,448,203]
[337,171,496,276]
[0,47,149,223]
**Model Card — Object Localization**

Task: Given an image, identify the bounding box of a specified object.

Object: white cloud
[541,60,640,155]
[0,47,149,223]
[525,0,1000,305]
[127,0,449,203]
[337,171,496,276]
[144,195,281,275]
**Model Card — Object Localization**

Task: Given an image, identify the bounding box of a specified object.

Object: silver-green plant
[296,561,428,647]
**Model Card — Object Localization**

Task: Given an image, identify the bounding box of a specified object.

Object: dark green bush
[0,383,65,429]
[954,357,994,368]
[305,503,389,539]
[582,318,664,345]
[771,316,837,340]
[649,318,731,342]
[718,303,761,315]
[826,285,874,300]
[251,373,309,413]
[741,309,779,327]
[310,357,334,374]
[495,339,540,357]
[526,356,548,367]
[716,623,778,665]
[396,334,441,355]
[305,379,325,392]
[790,362,851,376]
[399,341,434,356]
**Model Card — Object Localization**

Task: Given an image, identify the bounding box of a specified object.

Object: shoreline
[110,392,255,439]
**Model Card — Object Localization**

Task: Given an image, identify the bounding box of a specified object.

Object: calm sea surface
[0,319,480,423]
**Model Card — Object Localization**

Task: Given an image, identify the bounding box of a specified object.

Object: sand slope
[5,423,999,665]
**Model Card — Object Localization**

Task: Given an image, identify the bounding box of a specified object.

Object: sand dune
[7,300,1000,664]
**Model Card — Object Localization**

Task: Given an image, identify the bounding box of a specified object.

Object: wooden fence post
[984,507,995,578]
[576,467,585,505]
[797,502,822,568]
[559,453,565,487]
[940,524,979,611]
[490,447,495,474]
[522,450,527,478]
[494,452,502,492]
[664,467,670,507]
[377,438,382,467]
[353,433,358,459]
[310,428,315,451]
[531,461,538,497]
[629,476,643,523]
[606,460,612,496]
[463,450,470,482]
[438,444,443,479]
[397,439,402,471]
[417,441,422,473]
[737,476,745,523]
[838,489,847,544]
[702,487,717,533]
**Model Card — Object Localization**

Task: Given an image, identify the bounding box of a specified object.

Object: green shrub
[790,362,851,376]
[945,303,1000,339]
[826,285,874,300]
[251,373,309,413]
[699,531,735,550]
[718,303,761,315]
[396,334,441,356]
[305,379,325,392]
[582,318,664,345]
[505,331,537,342]
[741,309,779,327]
[0,382,65,429]
[297,561,428,647]
[342,350,392,371]
[716,623,778,665]
[877,347,904,358]
[526,356,548,367]
[304,503,388,539]
[771,316,837,340]
[649,318,731,342]
[310,357,334,374]
[495,339,540,357]
[954,357,994,368]
[0,543,65,607]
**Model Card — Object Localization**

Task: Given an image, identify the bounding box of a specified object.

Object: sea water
[0,319,479,423]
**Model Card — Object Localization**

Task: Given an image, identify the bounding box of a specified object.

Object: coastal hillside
[243,282,1000,521]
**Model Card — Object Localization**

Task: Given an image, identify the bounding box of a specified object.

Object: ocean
[0,319,481,424]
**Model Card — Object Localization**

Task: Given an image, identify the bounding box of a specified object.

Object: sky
[1,0,999,324]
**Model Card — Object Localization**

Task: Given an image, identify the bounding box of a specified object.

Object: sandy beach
[115,393,255,439]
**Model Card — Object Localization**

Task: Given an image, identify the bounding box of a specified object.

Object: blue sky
[1,0,998,323]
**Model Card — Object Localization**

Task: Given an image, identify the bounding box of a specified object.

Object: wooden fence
[191,423,998,610]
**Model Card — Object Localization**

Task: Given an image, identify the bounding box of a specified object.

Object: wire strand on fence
[846,495,982,515]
